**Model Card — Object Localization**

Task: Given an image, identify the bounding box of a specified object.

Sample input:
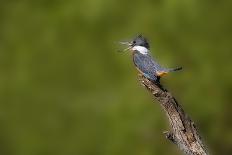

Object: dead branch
[138,74,208,155]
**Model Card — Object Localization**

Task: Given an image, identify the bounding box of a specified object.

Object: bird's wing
[133,52,159,79]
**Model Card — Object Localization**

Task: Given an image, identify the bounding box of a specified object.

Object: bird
[119,35,182,83]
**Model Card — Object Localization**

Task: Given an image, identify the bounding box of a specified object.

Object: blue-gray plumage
[120,35,182,82]
[133,51,162,81]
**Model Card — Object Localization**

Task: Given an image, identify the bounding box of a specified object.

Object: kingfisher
[120,35,182,83]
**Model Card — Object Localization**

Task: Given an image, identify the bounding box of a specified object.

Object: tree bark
[138,74,208,155]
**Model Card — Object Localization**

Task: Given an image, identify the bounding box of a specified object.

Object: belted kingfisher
[120,35,182,83]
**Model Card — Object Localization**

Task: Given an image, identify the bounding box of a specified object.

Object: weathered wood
[138,75,208,155]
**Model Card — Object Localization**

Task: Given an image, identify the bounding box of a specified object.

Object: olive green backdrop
[1,0,232,155]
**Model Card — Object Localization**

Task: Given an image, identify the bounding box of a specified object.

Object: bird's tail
[168,67,182,72]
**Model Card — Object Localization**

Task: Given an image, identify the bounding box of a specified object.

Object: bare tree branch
[138,74,208,155]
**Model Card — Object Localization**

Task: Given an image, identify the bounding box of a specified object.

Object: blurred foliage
[1,0,232,155]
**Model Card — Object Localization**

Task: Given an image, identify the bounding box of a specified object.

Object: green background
[1,0,232,155]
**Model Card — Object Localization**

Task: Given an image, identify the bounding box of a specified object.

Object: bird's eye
[133,41,136,44]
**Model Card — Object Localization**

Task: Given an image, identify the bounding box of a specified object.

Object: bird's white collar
[132,46,149,54]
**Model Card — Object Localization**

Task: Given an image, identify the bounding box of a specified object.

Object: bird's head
[119,35,150,54]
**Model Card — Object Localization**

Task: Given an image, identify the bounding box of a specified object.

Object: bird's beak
[119,41,132,52]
